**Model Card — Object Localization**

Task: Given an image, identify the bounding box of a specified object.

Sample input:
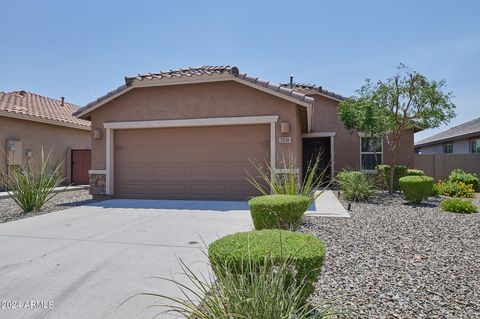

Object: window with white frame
[471,139,480,154]
[360,137,383,171]
[443,143,453,154]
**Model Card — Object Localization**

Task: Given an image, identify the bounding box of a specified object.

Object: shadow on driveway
[84,199,251,212]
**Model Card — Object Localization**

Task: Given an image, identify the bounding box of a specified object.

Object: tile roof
[415,117,480,147]
[280,82,346,101]
[0,91,90,128]
[75,66,314,117]
[125,65,233,83]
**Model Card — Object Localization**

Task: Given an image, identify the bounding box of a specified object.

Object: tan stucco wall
[383,128,415,167]
[414,153,480,181]
[309,94,415,173]
[0,117,91,184]
[89,81,303,171]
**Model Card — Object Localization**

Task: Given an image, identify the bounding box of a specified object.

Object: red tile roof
[0,91,90,129]
[75,66,314,118]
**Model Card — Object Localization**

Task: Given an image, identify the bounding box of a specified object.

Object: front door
[303,138,331,181]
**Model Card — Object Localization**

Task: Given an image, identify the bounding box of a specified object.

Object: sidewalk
[306,190,350,218]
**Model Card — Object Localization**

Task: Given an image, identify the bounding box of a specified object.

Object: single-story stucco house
[415,117,480,154]
[0,91,91,186]
[74,66,415,200]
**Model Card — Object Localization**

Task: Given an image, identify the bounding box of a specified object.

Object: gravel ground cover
[301,193,480,318]
[0,189,97,224]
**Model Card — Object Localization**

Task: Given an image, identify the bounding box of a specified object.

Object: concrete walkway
[305,190,350,218]
[0,185,89,199]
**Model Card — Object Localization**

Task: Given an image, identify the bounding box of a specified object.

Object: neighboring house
[74,66,416,200]
[415,118,480,154]
[0,91,91,186]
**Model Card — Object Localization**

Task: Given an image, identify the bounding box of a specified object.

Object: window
[471,139,480,154]
[360,137,383,171]
[443,143,453,154]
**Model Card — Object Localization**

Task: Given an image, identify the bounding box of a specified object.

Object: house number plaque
[279,137,292,144]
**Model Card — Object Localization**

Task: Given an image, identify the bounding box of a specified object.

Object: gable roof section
[415,117,480,147]
[280,82,346,102]
[74,66,315,119]
[0,91,90,130]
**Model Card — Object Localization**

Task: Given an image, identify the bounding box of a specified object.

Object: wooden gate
[71,150,91,185]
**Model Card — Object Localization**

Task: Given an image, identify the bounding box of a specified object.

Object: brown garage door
[114,124,269,200]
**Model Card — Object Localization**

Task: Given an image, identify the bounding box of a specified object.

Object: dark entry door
[71,150,91,185]
[303,138,331,181]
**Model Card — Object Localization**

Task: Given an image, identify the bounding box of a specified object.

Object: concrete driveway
[0,199,252,319]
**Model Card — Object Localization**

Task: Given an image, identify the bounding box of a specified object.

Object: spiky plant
[1,148,66,212]
[247,153,330,204]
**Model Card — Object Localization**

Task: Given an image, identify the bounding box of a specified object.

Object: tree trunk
[388,134,402,194]
[388,149,397,194]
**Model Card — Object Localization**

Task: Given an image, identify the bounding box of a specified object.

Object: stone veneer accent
[89,173,106,195]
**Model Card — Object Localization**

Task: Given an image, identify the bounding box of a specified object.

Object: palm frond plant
[1,148,66,212]
[247,153,330,204]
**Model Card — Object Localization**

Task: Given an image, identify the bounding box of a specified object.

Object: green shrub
[248,195,310,230]
[1,149,65,212]
[448,169,479,191]
[336,170,378,202]
[441,198,478,214]
[435,180,475,198]
[406,169,425,176]
[377,164,407,191]
[208,229,325,303]
[150,253,338,318]
[399,175,434,204]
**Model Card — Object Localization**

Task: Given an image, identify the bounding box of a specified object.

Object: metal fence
[414,153,480,181]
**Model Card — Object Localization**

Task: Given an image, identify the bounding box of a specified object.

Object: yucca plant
[135,256,345,319]
[1,148,66,212]
[336,170,379,202]
[247,154,330,204]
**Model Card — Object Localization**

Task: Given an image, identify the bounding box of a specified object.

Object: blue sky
[1,0,479,141]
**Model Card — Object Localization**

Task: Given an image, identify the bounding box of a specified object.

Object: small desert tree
[338,64,456,193]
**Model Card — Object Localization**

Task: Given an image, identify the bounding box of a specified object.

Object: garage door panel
[151,146,189,162]
[150,184,188,197]
[231,166,255,180]
[114,125,269,200]
[117,166,189,179]
[190,167,227,179]
[232,185,258,198]
[191,184,227,196]
[150,166,189,178]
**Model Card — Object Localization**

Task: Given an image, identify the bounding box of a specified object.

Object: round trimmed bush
[441,198,478,214]
[248,195,310,230]
[208,229,325,301]
[407,169,425,176]
[399,175,434,204]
